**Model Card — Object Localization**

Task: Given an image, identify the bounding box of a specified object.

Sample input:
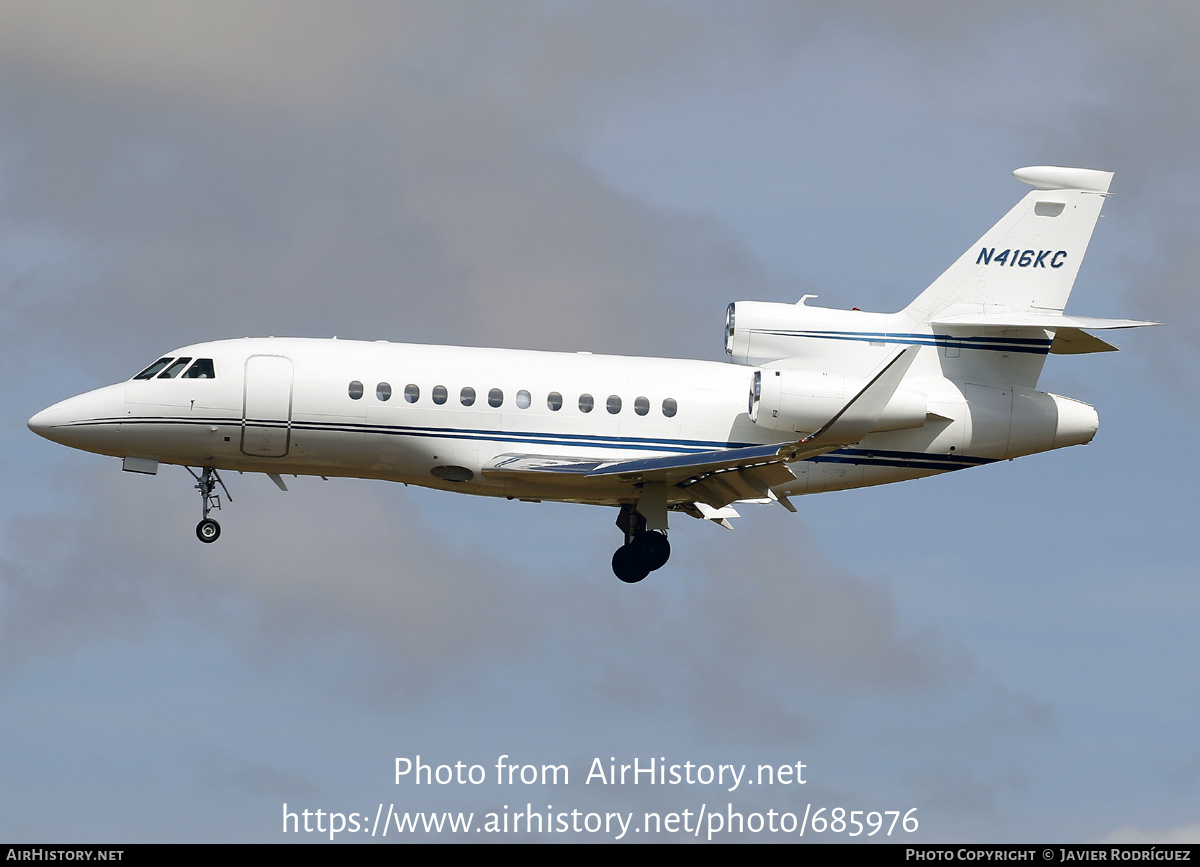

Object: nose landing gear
[612,504,671,584]
[186,466,232,544]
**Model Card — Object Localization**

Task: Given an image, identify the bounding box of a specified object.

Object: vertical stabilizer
[903,166,1113,325]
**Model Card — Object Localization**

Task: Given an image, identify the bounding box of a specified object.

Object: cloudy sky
[1,0,1197,843]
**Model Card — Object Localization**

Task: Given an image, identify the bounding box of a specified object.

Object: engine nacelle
[749,368,927,435]
[725,299,906,373]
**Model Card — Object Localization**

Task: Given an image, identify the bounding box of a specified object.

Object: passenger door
[242,355,293,457]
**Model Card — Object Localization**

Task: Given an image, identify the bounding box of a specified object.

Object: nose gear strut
[185,466,232,543]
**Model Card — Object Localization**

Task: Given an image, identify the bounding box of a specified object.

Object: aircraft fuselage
[29,335,1095,507]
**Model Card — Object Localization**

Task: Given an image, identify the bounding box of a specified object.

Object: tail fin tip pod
[1011,165,1113,193]
[904,166,1114,325]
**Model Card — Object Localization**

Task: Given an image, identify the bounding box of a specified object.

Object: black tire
[631,531,671,572]
[612,544,651,584]
[196,518,221,543]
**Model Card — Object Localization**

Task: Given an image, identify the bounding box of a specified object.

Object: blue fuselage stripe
[757,329,1051,354]
[58,415,995,470]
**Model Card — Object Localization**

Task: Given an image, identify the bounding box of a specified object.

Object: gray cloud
[0,2,789,375]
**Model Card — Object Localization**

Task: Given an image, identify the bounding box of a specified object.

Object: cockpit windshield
[182,359,215,379]
[133,358,173,380]
[132,357,216,380]
[158,357,193,379]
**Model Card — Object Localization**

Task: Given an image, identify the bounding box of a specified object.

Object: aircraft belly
[777,406,972,497]
[796,458,954,494]
[805,460,866,493]
[493,471,635,502]
[286,420,365,473]
[362,404,492,484]
[856,464,941,489]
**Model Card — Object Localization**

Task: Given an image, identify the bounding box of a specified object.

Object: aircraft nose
[28,384,126,456]
[26,407,52,436]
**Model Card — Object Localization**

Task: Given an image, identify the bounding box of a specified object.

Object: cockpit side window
[157,357,193,379]
[133,358,173,380]
[181,358,216,379]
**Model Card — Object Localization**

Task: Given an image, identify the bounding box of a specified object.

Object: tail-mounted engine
[725,299,896,369]
[749,367,926,435]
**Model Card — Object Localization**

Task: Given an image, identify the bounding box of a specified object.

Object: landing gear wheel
[196,518,221,543]
[612,544,651,584]
[631,531,671,572]
[612,504,673,583]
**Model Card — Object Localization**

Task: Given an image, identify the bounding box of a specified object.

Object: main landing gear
[186,466,232,544]
[611,503,671,584]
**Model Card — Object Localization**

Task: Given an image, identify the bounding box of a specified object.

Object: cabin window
[662,398,678,418]
[460,387,476,406]
[547,392,563,411]
[432,385,448,405]
[606,395,622,414]
[157,357,192,379]
[404,384,419,403]
[578,394,594,413]
[516,390,531,409]
[133,358,173,380]
[488,388,504,408]
[182,358,215,379]
[634,396,649,416]
[377,382,392,401]
[348,381,364,400]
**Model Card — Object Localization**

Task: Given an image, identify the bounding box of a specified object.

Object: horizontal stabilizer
[1050,329,1118,354]
[931,311,1160,355]
[931,312,1161,330]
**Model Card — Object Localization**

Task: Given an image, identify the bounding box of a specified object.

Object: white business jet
[29,167,1156,582]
